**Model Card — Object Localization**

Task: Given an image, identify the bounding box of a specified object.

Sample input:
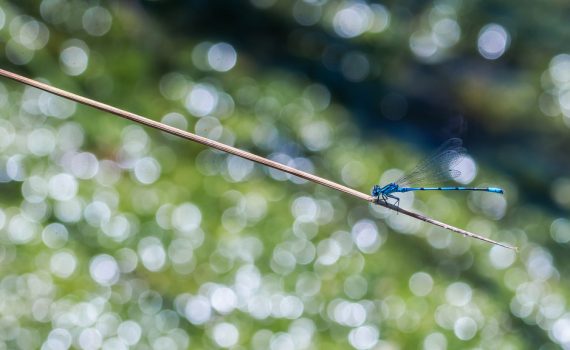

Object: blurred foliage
[0,0,569,350]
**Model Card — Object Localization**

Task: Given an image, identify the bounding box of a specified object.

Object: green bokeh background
[0,1,568,349]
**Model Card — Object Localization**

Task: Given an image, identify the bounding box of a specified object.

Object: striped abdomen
[399,187,503,194]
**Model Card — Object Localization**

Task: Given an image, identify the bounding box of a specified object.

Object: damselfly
[372,138,503,207]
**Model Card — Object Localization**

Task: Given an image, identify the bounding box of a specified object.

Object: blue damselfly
[372,138,503,207]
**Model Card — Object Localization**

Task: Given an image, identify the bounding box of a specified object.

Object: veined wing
[395,138,466,187]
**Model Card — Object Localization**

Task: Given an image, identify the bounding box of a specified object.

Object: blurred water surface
[0,1,568,349]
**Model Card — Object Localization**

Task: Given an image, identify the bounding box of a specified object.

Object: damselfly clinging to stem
[372,138,504,207]
[0,69,516,250]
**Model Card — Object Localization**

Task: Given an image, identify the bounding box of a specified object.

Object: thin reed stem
[0,68,517,251]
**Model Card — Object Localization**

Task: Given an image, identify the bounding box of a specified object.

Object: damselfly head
[371,185,381,197]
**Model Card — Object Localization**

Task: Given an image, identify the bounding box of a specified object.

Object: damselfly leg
[382,193,400,208]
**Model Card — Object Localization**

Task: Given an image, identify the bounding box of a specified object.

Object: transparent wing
[395,138,466,187]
